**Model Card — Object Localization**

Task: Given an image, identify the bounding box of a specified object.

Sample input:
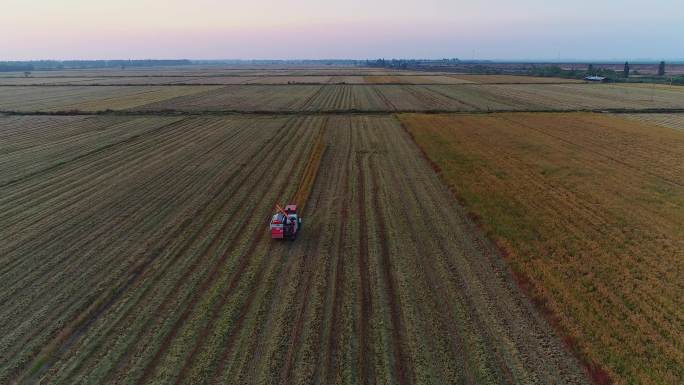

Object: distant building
[584,75,607,82]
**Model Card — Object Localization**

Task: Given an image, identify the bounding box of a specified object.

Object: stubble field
[1,65,682,385]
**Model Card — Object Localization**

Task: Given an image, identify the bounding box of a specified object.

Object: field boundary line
[2,108,683,117]
[0,82,649,86]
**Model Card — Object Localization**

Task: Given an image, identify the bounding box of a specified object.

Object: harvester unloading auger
[270,204,301,240]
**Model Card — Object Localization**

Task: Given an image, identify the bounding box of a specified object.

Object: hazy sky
[1,0,682,60]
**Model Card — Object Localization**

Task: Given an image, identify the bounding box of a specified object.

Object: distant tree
[623,62,629,78]
[658,61,666,76]
[23,71,31,78]
[587,64,594,74]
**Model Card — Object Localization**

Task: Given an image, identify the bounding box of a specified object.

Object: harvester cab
[270,204,302,240]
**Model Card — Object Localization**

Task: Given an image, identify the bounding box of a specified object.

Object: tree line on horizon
[0,60,192,72]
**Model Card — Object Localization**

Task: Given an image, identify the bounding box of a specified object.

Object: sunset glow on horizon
[1,0,682,60]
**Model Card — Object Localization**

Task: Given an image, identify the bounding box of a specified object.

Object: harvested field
[448,74,583,84]
[0,86,218,112]
[0,77,111,85]
[244,76,334,84]
[183,76,260,85]
[1,82,683,113]
[480,83,684,109]
[375,85,476,110]
[618,113,684,130]
[362,75,471,84]
[0,77,211,86]
[401,112,684,385]
[136,85,322,112]
[1,113,587,384]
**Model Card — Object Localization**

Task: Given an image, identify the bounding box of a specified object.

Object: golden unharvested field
[401,112,684,385]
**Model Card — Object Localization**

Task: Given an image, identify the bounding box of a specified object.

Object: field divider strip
[1,108,683,117]
[0,81,635,86]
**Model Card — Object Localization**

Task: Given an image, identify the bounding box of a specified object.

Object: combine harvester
[270,204,301,241]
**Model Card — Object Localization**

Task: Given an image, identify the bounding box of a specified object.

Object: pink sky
[1,0,682,60]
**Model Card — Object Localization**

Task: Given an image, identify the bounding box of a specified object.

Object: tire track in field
[424,85,486,110]
[403,85,455,110]
[300,84,325,111]
[367,144,413,385]
[276,214,325,385]
[372,86,398,111]
[323,120,353,384]
[355,151,374,385]
[138,115,316,384]
[131,117,307,385]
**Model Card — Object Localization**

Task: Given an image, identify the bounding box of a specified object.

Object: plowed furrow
[355,152,374,385]
[367,152,413,385]
[323,120,353,384]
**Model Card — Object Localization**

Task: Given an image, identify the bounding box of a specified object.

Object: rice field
[1,65,681,385]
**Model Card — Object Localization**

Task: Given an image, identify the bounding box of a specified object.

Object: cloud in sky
[1,0,682,60]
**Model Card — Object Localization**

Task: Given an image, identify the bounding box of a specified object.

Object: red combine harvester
[270,204,301,240]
